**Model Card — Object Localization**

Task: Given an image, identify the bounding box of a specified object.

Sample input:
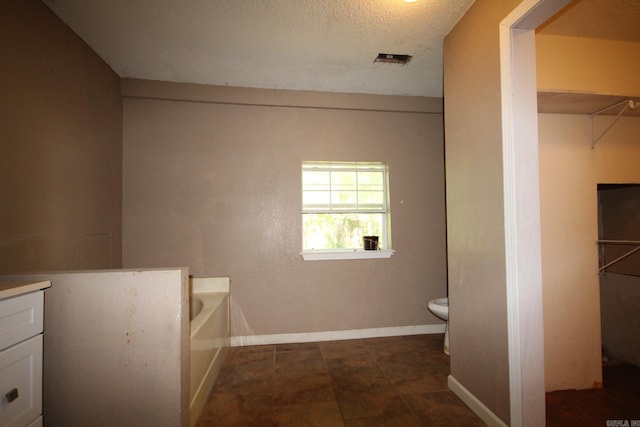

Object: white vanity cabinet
[0,281,50,427]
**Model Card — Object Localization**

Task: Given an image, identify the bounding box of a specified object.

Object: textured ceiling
[43,0,475,97]
[43,0,640,98]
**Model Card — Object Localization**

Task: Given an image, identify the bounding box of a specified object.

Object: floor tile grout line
[366,337,426,423]
[323,338,363,425]
[201,335,468,426]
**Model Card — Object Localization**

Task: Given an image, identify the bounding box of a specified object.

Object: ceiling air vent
[374,53,412,64]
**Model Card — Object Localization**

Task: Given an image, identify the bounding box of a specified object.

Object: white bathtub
[189,277,229,427]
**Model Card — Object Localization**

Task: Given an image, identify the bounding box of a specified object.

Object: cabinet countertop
[0,280,51,300]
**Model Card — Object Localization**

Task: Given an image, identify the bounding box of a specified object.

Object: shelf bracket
[596,240,640,272]
[590,99,639,149]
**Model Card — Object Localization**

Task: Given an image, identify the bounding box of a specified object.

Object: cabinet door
[0,335,43,427]
[0,292,44,350]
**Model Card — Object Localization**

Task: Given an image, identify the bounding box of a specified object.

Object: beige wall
[443,0,522,423]
[122,80,447,338]
[538,114,640,391]
[537,34,640,96]
[0,0,122,273]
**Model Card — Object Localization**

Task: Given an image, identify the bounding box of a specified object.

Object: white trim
[301,249,395,261]
[499,1,571,426]
[448,375,508,427]
[499,18,525,427]
[230,323,445,347]
[190,276,229,293]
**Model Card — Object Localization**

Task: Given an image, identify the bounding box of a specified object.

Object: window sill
[300,249,395,261]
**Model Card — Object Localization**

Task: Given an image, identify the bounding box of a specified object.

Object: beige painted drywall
[0,0,122,273]
[538,114,640,391]
[121,79,447,338]
[536,34,640,97]
[2,269,189,427]
[443,0,523,423]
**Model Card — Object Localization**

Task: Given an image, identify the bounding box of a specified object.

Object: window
[301,162,393,260]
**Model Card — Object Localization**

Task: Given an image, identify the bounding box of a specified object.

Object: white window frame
[300,161,394,261]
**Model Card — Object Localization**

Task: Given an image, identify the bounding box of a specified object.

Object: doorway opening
[597,183,640,368]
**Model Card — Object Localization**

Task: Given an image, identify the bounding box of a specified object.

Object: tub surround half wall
[122,79,448,341]
[2,269,189,427]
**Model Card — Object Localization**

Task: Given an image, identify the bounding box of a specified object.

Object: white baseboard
[230,324,445,347]
[448,375,508,427]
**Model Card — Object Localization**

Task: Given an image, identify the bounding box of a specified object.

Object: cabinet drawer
[0,292,44,350]
[0,335,43,427]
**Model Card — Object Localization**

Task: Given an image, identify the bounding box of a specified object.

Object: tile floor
[195,334,485,426]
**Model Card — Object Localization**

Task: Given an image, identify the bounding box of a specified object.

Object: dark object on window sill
[364,236,379,250]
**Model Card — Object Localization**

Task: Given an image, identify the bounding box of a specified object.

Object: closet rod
[596,239,640,245]
[590,99,639,149]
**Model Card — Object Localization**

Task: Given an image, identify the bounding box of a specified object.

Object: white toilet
[428,298,449,355]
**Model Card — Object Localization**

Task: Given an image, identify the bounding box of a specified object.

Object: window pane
[302,190,330,210]
[302,213,384,250]
[331,171,356,189]
[357,171,383,190]
[332,190,357,209]
[303,171,329,191]
[358,191,384,207]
